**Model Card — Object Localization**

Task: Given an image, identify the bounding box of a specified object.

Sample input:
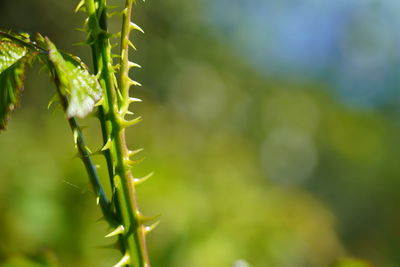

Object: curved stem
[50,66,116,224]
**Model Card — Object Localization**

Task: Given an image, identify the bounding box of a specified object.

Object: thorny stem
[85,0,151,266]
[120,0,135,113]
[88,0,128,257]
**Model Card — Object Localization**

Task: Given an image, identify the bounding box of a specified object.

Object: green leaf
[0,28,32,46]
[45,38,102,118]
[0,40,33,130]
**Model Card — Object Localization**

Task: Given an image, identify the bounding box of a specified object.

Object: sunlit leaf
[0,40,33,130]
[45,38,102,118]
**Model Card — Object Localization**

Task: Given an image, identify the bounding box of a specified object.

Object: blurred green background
[0,0,399,266]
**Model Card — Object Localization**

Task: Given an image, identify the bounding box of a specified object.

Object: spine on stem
[83,0,154,266]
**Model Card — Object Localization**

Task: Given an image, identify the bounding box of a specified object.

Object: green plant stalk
[49,65,116,224]
[88,0,129,259]
[120,0,140,113]
[1,2,154,265]
[88,5,116,192]
[85,0,150,266]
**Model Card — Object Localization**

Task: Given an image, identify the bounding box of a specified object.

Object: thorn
[75,27,87,33]
[129,97,142,103]
[128,61,142,69]
[145,220,160,234]
[128,148,144,157]
[127,78,142,87]
[124,158,139,168]
[133,172,154,185]
[74,0,85,13]
[95,97,104,107]
[119,116,142,128]
[137,212,161,223]
[96,196,100,205]
[47,94,59,109]
[101,138,113,151]
[127,40,137,50]
[125,110,134,115]
[130,22,145,33]
[105,225,125,238]
[95,70,102,79]
[113,254,130,267]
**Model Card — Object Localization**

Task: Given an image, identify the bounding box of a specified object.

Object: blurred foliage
[0,0,399,266]
[330,258,373,267]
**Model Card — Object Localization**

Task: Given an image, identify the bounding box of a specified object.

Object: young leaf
[0,40,33,130]
[45,38,102,118]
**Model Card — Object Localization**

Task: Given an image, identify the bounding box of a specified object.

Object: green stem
[89,4,127,255]
[120,0,134,113]
[50,67,115,224]
[85,0,150,266]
